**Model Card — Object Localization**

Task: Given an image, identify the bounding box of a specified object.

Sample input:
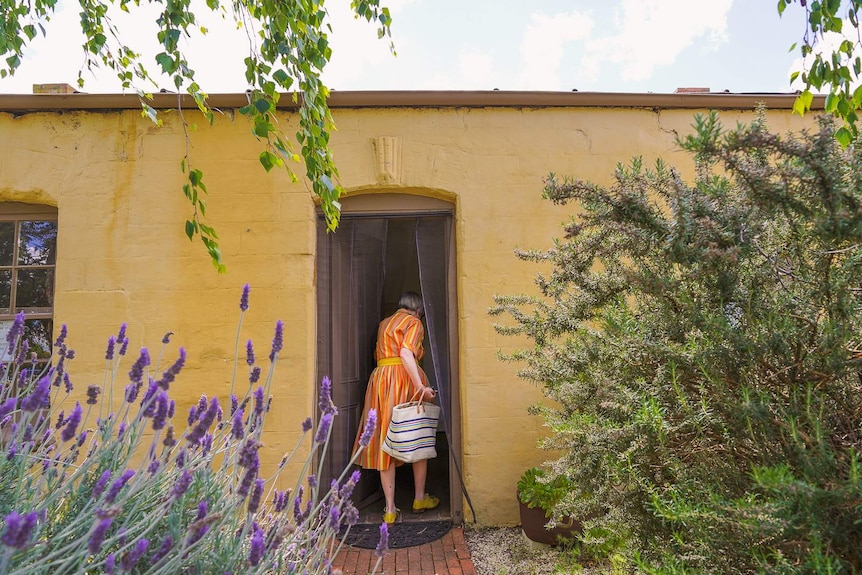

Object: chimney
[32,83,79,94]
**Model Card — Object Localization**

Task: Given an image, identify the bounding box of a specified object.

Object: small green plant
[517,467,572,517]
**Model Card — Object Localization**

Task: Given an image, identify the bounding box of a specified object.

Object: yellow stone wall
[0,101,813,526]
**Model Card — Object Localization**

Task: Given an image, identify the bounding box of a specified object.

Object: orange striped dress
[353,308,430,471]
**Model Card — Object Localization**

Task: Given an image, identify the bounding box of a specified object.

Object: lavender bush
[0,285,383,574]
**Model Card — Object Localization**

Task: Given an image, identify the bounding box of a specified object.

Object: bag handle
[409,387,431,413]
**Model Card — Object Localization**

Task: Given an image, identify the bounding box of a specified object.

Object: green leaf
[155,52,175,74]
[185,220,195,240]
[189,169,203,186]
[793,90,815,116]
[259,151,277,171]
[835,126,852,147]
[254,98,271,114]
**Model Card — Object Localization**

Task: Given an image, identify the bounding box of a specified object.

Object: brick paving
[332,526,477,575]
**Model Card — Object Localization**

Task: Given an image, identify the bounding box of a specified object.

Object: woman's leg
[381,461,397,513]
[412,458,428,500]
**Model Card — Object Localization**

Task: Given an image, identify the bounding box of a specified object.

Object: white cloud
[582,0,733,82]
[321,0,416,89]
[518,11,594,90]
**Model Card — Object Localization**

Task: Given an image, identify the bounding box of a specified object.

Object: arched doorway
[315,193,462,524]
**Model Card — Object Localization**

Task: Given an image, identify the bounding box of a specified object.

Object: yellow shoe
[382,509,399,525]
[412,494,439,513]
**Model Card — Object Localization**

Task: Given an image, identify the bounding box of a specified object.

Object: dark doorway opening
[316,198,460,526]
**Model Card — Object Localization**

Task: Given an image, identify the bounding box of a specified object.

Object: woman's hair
[398,291,423,315]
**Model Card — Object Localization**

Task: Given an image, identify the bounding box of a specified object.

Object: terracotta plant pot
[517,492,584,546]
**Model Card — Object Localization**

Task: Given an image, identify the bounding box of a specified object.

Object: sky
[0,0,820,95]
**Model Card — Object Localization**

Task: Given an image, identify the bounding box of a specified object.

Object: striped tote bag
[382,399,440,463]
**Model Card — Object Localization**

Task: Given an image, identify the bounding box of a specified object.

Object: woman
[353,291,439,524]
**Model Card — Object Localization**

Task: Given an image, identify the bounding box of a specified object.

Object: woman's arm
[399,346,435,401]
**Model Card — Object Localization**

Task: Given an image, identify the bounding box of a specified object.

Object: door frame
[314,192,463,522]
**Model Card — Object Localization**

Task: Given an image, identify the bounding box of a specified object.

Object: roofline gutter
[0,90,826,113]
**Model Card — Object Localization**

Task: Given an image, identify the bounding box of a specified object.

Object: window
[0,204,57,363]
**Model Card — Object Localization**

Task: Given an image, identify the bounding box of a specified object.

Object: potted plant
[516,467,584,546]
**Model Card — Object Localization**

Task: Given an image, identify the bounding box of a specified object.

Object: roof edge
[0,90,826,112]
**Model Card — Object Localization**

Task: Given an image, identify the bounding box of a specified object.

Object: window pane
[0,270,10,311]
[0,222,13,266]
[24,318,52,360]
[16,269,54,309]
[18,220,57,266]
[0,318,52,362]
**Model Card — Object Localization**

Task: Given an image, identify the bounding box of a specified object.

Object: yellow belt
[377,357,402,367]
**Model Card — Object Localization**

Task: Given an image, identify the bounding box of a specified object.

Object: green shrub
[517,467,573,516]
[492,112,862,573]
[0,285,385,574]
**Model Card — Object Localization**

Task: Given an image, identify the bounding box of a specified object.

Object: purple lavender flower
[116,323,127,345]
[307,475,318,489]
[60,402,82,442]
[201,433,213,457]
[105,336,116,361]
[5,311,24,350]
[1,510,38,548]
[14,339,28,366]
[105,469,135,504]
[118,422,126,438]
[22,424,33,444]
[187,405,198,426]
[237,467,257,498]
[231,409,245,440]
[269,320,284,361]
[359,409,377,448]
[156,348,185,390]
[54,324,67,348]
[196,500,207,520]
[140,380,158,417]
[187,398,219,445]
[328,505,341,530]
[319,376,337,415]
[147,459,160,474]
[77,430,88,446]
[249,366,261,384]
[167,400,175,419]
[248,478,264,514]
[6,443,16,461]
[340,470,361,499]
[119,538,149,571]
[86,385,101,405]
[88,517,112,554]
[63,372,72,393]
[237,439,260,470]
[151,536,173,565]
[230,394,238,415]
[252,387,264,418]
[65,349,75,360]
[118,337,129,356]
[273,490,288,512]
[0,398,16,420]
[170,470,192,500]
[198,395,207,413]
[92,471,111,499]
[375,522,389,558]
[152,391,169,431]
[128,348,150,387]
[105,553,116,574]
[315,412,333,444]
[20,376,50,412]
[124,382,139,404]
[344,503,360,526]
[176,449,186,468]
[240,284,250,312]
[161,331,173,344]
[301,417,312,432]
[293,486,304,522]
[163,426,176,448]
[246,339,255,366]
[248,524,265,566]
